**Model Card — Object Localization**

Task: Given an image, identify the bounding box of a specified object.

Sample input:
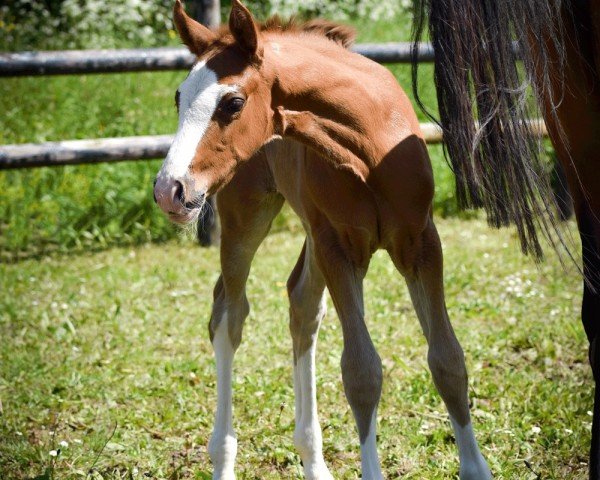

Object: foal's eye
[223,96,245,114]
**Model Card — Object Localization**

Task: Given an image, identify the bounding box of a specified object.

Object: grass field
[1,4,586,480]
[0,218,589,479]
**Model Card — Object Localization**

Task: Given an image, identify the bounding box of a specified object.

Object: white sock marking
[208,316,237,479]
[450,417,492,480]
[360,410,383,480]
[294,340,333,479]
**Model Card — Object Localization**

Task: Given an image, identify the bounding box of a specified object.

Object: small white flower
[49,450,58,457]
[59,440,69,448]
[531,426,541,434]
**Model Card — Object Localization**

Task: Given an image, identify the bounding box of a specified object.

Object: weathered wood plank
[0,42,434,77]
[189,0,221,28]
[0,121,548,169]
[0,48,194,76]
[0,135,173,169]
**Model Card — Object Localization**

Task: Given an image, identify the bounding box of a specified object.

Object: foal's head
[154,0,278,223]
[154,0,355,223]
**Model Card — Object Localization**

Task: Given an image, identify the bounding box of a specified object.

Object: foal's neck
[266,34,407,180]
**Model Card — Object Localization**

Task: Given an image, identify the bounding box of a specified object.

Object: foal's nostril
[184,192,205,210]
[174,180,184,203]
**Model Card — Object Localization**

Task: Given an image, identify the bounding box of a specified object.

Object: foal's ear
[229,0,263,61]
[173,0,216,56]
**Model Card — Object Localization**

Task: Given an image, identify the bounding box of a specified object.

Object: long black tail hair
[411,0,576,258]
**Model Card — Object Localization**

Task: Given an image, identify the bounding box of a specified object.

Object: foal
[153,1,492,478]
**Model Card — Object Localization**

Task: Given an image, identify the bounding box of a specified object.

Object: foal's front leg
[208,274,244,479]
[208,245,276,478]
[287,239,332,479]
[206,182,284,479]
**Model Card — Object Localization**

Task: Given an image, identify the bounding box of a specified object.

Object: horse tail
[411,0,574,258]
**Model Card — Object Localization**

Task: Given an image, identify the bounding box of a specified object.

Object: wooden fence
[0,42,441,169]
[0,43,433,76]
[0,37,554,242]
[0,41,547,169]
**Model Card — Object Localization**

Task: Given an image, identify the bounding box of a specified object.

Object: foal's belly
[265,138,434,260]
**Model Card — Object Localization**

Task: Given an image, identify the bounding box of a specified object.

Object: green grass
[0,218,588,479]
[1,10,577,478]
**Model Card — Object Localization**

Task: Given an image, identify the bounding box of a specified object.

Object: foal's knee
[287,270,327,356]
[289,291,326,333]
[287,264,327,320]
[428,345,467,387]
[341,342,383,440]
[208,277,250,350]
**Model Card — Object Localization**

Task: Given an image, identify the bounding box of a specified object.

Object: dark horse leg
[537,4,600,475]
[579,202,600,477]
[550,123,600,480]
[550,138,600,479]
[549,131,600,480]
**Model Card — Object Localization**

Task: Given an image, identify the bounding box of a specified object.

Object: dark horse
[412,0,600,477]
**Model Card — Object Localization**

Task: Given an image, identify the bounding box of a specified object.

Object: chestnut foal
[153,1,492,478]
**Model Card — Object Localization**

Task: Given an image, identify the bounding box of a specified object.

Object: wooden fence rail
[0,135,174,170]
[0,126,441,170]
[0,41,542,171]
[0,42,433,76]
[0,42,437,169]
[0,121,552,170]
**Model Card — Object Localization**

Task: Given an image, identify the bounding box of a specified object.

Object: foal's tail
[411,0,576,258]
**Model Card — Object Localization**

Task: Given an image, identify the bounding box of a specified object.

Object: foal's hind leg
[287,238,332,479]
[207,169,284,479]
[391,218,491,480]
[312,227,384,480]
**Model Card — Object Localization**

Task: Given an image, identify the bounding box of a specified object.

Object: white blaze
[157,60,237,182]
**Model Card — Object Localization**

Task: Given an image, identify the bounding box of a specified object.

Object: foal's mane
[215,16,356,49]
[261,16,356,48]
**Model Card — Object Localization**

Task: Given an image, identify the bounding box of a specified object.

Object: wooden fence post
[188,0,222,246]
[188,0,221,28]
